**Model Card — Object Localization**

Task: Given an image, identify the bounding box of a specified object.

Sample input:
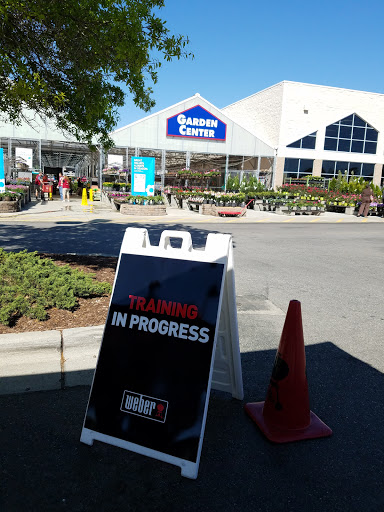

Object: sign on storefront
[107,154,124,169]
[15,147,33,169]
[81,228,243,479]
[167,105,227,141]
[131,157,155,196]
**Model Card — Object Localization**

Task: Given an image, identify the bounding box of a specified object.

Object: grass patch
[0,249,112,326]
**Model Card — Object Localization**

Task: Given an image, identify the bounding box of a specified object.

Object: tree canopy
[0,0,192,148]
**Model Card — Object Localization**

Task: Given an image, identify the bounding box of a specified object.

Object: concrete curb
[0,325,104,395]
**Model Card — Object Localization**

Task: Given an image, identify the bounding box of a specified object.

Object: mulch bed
[0,254,117,335]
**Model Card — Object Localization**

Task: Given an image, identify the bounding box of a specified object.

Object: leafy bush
[0,191,18,200]
[71,181,79,193]
[0,249,112,326]
[328,173,381,200]
[121,195,164,204]
[226,175,240,191]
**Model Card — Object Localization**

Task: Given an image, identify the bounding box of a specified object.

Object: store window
[321,160,375,179]
[284,158,314,178]
[324,114,378,154]
[287,132,316,149]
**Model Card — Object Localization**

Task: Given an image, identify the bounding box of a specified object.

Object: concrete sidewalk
[1,195,383,223]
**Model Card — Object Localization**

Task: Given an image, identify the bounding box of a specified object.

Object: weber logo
[120,390,168,423]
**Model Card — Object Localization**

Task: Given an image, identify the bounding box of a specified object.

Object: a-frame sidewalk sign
[80,228,243,479]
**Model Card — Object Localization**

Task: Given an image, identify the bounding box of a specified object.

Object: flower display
[177,169,221,178]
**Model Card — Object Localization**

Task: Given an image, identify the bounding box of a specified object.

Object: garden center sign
[167,105,227,141]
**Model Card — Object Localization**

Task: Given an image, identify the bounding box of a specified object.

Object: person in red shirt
[62,175,70,202]
[35,172,43,200]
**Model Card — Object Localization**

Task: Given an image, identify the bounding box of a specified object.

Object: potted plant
[0,191,16,201]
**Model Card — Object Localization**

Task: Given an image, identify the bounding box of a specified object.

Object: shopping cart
[217,198,255,217]
[42,183,53,201]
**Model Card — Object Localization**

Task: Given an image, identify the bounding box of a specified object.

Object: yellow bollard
[89,188,93,201]
[81,187,88,206]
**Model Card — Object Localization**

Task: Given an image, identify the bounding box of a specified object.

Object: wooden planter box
[119,204,167,216]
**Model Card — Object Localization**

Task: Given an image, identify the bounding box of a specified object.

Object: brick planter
[200,203,218,216]
[119,204,167,216]
[0,199,21,212]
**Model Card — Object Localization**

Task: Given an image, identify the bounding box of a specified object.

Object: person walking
[58,172,64,201]
[62,175,70,202]
[357,184,373,218]
[34,172,43,201]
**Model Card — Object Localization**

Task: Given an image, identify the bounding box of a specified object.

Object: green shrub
[71,181,79,193]
[225,176,234,191]
[0,249,112,326]
[226,175,240,191]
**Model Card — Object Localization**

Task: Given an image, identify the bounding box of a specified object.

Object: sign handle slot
[159,230,193,251]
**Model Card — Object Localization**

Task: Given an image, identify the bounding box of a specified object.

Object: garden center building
[108,93,275,188]
[2,80,384,189]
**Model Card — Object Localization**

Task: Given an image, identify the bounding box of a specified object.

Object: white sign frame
[81,228,243,479]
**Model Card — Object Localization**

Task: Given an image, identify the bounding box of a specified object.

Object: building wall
[274,157,285,187]
[278,81,384,164]
[279,82,384,186]
[224,81,384,187]
[222,83,284,148]
[312,160,322,177]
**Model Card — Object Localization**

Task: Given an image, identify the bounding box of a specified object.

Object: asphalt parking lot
[0,199,383,512]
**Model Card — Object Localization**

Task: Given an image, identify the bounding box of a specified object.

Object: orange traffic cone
[245,300,332,443]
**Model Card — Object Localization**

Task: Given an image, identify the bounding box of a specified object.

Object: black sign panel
[84,253,225,463]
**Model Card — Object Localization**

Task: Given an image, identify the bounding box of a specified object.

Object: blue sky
[115,0,384,129]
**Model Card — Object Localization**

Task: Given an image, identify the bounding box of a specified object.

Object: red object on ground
[217,198,254,217]
[244,299,332,443]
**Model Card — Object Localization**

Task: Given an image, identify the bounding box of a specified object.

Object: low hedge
[0,249,112,326]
